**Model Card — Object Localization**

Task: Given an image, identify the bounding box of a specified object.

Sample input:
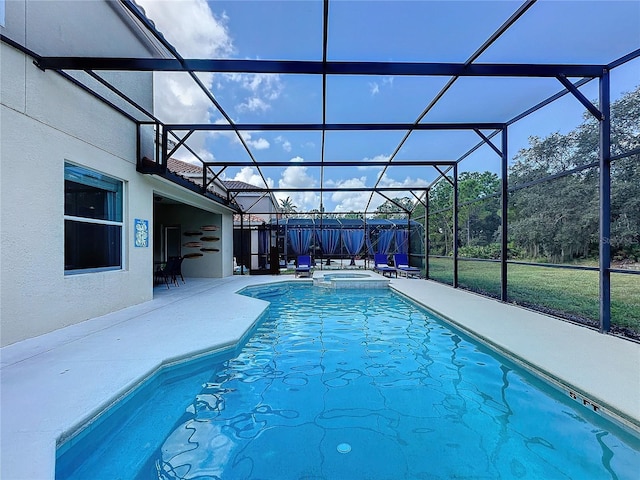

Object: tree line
[395,85,639,264]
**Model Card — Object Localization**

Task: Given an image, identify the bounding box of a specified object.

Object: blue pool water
[56,283,640,479]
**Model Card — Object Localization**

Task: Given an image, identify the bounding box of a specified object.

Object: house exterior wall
[235,194,278,222]
[220,210,234,277]
[8,0,161,58]
[0,1,234,346]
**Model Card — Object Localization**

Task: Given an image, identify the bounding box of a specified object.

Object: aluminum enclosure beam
[204,161,457,168]
[453,163,459,288]
[225,187,434,193]
[501,128,509,302]
[165,123,507,131]
[35,57,607,78]
[473,129,503,157]
[557,75,604,120]
[599,70,611,333]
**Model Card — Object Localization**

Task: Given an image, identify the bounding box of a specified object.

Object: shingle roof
[167,157,203,175]
[167,160,262,190]
[164,157,231,203]
[222,180,264,190]
[166,158,271,210]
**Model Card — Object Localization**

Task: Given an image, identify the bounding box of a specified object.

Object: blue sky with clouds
[136,0,639,213]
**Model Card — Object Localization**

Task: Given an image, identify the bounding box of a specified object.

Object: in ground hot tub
[312,271,390,289]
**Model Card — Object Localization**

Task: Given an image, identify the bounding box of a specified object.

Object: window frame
[64,162,125,275]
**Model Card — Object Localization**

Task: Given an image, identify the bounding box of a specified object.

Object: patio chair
[295,255,313,278]
[393,253,421,278]
[169,256,185,284]
[155,257,180,288]
[373,253,397,278]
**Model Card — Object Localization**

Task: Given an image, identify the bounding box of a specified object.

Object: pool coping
[407,278,639,431]
[1,273,639,479]
[389,283,640,432]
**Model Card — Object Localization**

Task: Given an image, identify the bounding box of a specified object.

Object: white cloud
[137,0,233,123]
[195,148,215,163]
[241,134,270,150]
[276,158,320,211]
[330,177,371,212]
[166,131,216,164]
[231,167,274,189]
[275,136,292,152]
[357,153,390,171]
[226,72,281,97]
[153,72,216,124]
[136,0,235,162]
[327,170,427,213]
[137,0,282,161]
[379,173,429,190]
[237,97,269,113]
[225,72,283,114]
[368,76,393,96]
[137,0,233,58]
[208,123,271,151]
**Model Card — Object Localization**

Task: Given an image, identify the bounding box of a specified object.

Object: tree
[413,85,639,262]
[609,86,640,261]
[508,85,639,262]
[457,172,501,248]
[373,197,414,219]
[279,196,297,217]
[413,172,501,256]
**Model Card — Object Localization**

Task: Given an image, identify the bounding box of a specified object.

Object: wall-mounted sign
[134,219,149,247]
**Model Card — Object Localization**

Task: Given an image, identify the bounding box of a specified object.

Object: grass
[427,257,640,337]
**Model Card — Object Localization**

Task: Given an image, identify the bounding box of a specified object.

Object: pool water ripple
[57,284,640,480]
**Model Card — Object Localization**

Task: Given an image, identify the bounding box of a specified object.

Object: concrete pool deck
[1,273,639,479]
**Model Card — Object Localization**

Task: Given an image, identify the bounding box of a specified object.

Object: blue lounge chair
[393,253,421,278]
[295,255,313,277]
[373,253,396,278]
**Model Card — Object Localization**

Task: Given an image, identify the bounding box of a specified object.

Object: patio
[1,274,638,479]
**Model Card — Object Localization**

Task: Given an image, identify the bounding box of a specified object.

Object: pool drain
[337,443,352,454]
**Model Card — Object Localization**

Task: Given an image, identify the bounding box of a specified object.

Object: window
[64,163,123,273]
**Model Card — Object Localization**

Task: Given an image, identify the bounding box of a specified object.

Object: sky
[135,0,640,213]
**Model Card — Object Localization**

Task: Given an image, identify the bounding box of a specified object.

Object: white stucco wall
[235,194,278,222]
[0,41,156,346]
[220,210,234,277]
[4,0,163,58]
[1,2,236,346]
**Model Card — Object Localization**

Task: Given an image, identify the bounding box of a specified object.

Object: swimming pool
[56,283,640,479]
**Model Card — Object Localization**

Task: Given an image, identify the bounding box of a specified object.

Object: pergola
[4,0,638,334]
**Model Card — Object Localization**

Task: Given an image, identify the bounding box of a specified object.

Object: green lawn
[427,257,640,337]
